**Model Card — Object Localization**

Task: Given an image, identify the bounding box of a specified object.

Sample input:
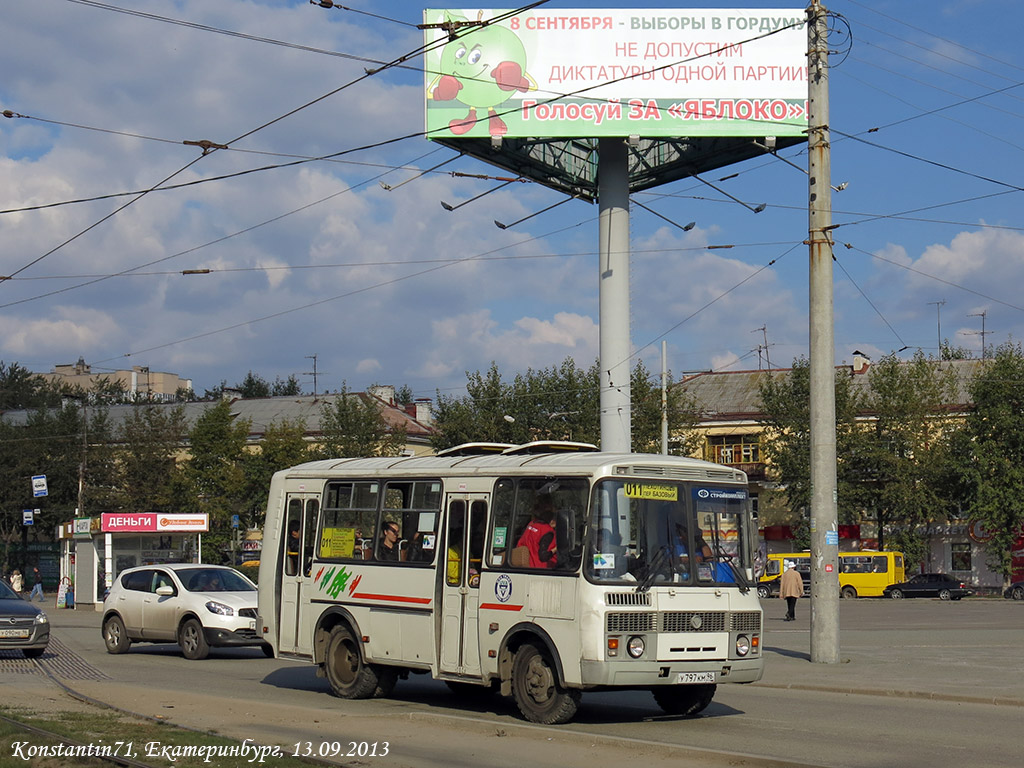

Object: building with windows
[675,355,1019,591]
[40,358,192,402]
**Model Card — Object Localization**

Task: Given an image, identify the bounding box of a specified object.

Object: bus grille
[662,611,727,632]
[606,610,754,633]
[606,592,652,606]
[731,611,762,632]
[606,612,657,633]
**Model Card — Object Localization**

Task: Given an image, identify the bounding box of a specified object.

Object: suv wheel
[179,617,210,660]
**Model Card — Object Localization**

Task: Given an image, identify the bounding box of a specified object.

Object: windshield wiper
[636,546,669,593]
[711,552,750,593]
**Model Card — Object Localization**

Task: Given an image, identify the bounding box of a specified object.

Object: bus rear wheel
[653,684,716,716]
[324,625,397,699]
[511,643,580,724]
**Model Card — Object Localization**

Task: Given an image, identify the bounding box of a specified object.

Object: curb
[755,682,1024,708]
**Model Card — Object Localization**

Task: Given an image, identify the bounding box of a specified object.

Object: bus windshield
[586,479,752,589]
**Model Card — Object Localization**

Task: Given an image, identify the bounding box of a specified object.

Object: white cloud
[0,308,119,356]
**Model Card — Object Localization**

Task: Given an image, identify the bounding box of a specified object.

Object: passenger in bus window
[286,520,300,575]
[447,543,462,583]
[378,521,401,561]
[517,495,558,568]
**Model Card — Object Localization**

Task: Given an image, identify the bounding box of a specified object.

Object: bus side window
[446,500,465,586]
[872,555,888,573]
[303,499,318,576]
[490,479,515,567]
[468,500,486,588]
[285,498,303,577]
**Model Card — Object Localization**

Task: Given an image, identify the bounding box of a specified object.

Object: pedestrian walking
[11,569,23,594]
[779,560,803,621]
[29,566,44,602]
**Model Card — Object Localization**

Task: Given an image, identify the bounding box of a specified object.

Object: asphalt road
[5,596,1022,768]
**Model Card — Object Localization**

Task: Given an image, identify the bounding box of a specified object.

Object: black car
[883,573,971,601]
[1004,581,1024,600]
[0,578,50,657]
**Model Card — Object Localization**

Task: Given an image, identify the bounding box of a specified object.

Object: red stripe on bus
[351,592,432,605]
[479,603,523,611]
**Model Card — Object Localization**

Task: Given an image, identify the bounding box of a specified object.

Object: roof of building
[0,392,434,443]
[677,358,985,423]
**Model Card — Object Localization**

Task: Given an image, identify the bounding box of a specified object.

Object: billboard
[424,8,807,140]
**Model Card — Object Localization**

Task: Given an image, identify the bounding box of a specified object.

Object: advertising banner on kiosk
[101,513,209,533]
[424,7,808,139]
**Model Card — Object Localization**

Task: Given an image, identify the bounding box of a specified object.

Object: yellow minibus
[757,550,904,599]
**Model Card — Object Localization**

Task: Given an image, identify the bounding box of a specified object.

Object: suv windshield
[178,568,254,592]
[584,479,752,589]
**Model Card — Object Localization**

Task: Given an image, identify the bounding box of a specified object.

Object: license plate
[676,672,715,684]
[0,628,30,639]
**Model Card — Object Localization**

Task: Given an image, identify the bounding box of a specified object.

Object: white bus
[256,441,763,724]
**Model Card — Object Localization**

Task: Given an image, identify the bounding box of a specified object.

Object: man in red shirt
[517,496,558,568]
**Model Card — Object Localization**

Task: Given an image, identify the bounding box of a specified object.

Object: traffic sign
[31,475,48,497]
[23,509,34,525]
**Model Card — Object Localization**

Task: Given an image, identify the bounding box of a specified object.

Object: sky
[2,0,1023,402]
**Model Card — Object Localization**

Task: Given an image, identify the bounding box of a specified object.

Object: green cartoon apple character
[428,12,535,136]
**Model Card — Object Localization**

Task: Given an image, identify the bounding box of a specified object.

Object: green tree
[631,361,703,456]
[183,401,252,563]
[316,383,406,459]
[0,361,63,410]
[86,376,132,405]
[0,403,83,570]
[237,371,271,399]
[429,357,700,453]
[949,342,1024,584]
[242,419,310,525]
[395,384,415,406]
[74,404,119,516]
[430,363,516,450]
[855,352,959,559]
[758,358,866,524]
[115,404,189,513]
[270,375,302,397]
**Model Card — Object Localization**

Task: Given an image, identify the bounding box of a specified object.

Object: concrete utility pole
[928,300,945,354]
[807,0,840,664]
[598,137,632,453]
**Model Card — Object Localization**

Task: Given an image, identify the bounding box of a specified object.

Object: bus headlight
[627,635,645,658]
[735,635,750,656]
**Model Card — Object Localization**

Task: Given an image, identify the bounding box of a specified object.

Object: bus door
[439,494,487,677]
[278,494,319,655]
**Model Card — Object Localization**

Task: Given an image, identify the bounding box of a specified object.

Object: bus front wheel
[511,643,580,724]
[841,586,857,600]
[653,684,716,716]
[324,625,397,699]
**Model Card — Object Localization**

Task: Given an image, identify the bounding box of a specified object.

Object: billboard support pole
[808,0,841,664]
[598,137,631,453]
